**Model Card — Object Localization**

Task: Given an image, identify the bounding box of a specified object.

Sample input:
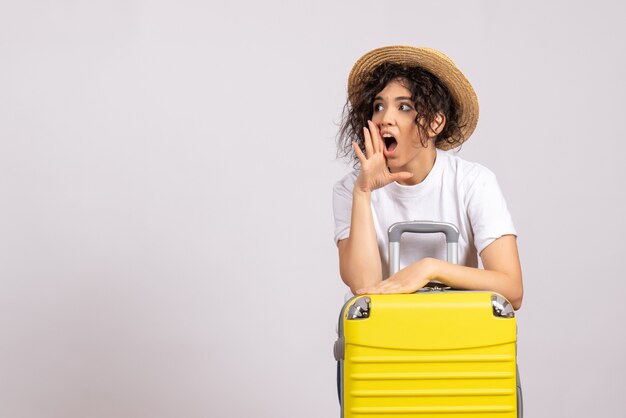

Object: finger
[379,281,400,293]
[378,276,411,293]
[356,283,384,295]
[389,171,414,183]
[357,287,381,295]
[359,279,394,294]
[352,141,367,165]
[362,127,373,158]
[372,284,399,294]
[367,120,381,153]
[381,283,410,294]
[358,284,406,295]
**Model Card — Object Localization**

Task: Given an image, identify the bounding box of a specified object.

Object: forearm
[337,123,415,293]
[355,235,523,310]
[425,258,523,310]
[339,190,383,292]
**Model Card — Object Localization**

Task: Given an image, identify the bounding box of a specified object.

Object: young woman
[333,46,523,309]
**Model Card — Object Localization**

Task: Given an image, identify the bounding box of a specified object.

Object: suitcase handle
[388,221,459,275]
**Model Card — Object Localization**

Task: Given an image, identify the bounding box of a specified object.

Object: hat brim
[348,46,479,150]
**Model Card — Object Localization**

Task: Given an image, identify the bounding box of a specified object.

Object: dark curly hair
[337,62,464,165]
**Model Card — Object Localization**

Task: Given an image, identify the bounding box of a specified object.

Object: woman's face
[371,79,430,173]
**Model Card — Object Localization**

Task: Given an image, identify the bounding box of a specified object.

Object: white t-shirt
[333,149,516,278]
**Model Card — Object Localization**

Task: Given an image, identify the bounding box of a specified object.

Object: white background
[1,1,625,417]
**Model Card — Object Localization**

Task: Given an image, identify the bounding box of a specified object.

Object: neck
[394,146,437,186]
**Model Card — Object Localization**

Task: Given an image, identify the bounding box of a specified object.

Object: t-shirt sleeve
[465,167,517,254]
[332,172,356,245]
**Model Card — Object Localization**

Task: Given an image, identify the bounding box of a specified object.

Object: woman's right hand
[353,120,413,193]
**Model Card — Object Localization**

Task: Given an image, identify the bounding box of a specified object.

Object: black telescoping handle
[387,221,460,275]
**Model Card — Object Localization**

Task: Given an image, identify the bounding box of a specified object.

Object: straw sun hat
[348,46,479,149]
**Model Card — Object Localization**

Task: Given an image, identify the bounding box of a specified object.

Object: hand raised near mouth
[352,120,413,193]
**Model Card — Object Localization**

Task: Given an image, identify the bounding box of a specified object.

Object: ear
[430,112,446,137]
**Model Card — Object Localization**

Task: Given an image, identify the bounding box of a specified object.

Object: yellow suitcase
[334,221,522,418]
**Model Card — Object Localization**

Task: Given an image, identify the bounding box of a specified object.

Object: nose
[378,107,394,127]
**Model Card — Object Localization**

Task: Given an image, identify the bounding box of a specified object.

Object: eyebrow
[374,95,413,101]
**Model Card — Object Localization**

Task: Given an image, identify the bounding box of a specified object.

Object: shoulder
[333,170,359,195]
[439,151,497,187]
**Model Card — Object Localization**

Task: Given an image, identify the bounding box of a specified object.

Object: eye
[399,103,413,111]
[373,103,384,112]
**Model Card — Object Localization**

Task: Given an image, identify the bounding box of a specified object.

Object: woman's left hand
[356,258,437,294]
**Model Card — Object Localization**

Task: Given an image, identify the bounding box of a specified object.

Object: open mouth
[384,136,398,152]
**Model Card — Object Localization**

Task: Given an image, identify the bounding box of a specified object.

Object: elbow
[339,268,381,295]
[340,274,371,295]
[340,274,360,295]
[493,272,523,310]
[510,285,524,311]
[339,268,359,295]
[348,285,362,295]
[504,270,523,311]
